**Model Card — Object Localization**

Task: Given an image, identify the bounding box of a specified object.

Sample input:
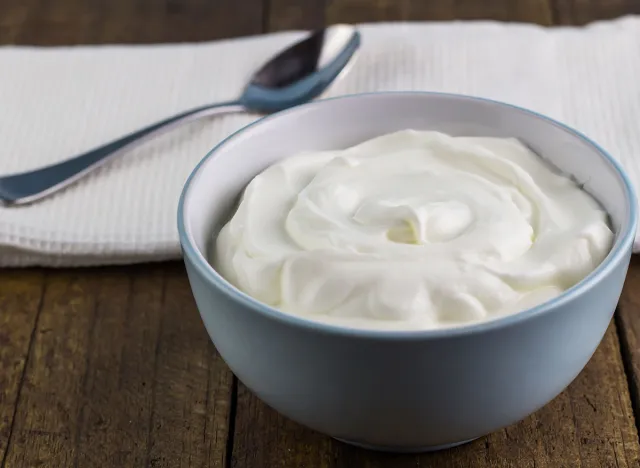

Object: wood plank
[73,265,163,467]
[553,0,640,25]
[0,270,45,465]
[2,269,101,467]
[0,0,265,45]
[266,0,326,32]
[617,256,640,449]
[230,323,640,467]
[144,264,233,468]
[326,0,554,25]
[1,264,235,468]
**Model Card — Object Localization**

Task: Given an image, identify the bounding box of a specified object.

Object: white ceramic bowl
[178,92,637,452]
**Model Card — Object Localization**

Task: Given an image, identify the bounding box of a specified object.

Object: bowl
[177,92,637,452]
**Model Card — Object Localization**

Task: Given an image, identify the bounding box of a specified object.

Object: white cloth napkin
[2,17,640,267]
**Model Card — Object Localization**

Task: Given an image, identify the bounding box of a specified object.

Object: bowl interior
[182,92,634,288]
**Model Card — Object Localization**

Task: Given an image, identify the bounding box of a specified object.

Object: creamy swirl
[214,130,613,330]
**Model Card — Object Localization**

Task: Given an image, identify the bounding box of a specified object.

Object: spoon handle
[0,100,244,206]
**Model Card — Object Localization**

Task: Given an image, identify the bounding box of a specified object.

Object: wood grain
[617,257,640,447]
[326,0,554,25]
[144,266,233,468]
[0,0,265,45]
[0,270,45,465]
[3,269,102,467]
[1,264,234,468]
[75,266,163,467]
[553,0,640,24]
[266,0,326,32]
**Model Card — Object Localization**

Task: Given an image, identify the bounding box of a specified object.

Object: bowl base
[334,437,478,453]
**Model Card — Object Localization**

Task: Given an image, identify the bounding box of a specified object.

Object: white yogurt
[214,130,614,330]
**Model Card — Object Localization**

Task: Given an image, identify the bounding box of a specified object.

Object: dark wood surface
[1,1,640,466]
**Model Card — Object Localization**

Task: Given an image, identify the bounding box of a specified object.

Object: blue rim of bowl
[178,91,639,340]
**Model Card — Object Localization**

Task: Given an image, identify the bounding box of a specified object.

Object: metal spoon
[0,24,360,206]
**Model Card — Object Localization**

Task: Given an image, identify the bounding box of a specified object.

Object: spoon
[0,24,360,206]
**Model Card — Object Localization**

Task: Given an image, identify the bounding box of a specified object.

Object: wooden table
[2,1,640,466]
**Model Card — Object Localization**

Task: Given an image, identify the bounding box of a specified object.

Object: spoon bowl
[243,25,360,112]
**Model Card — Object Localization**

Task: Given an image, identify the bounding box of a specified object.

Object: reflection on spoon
[0,24,361,206]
